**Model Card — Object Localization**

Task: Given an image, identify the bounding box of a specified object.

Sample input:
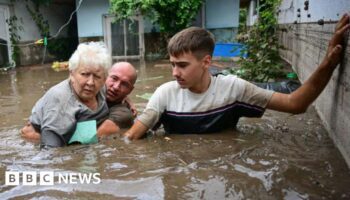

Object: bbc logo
[5,171,54,186]
[5,171,101,185]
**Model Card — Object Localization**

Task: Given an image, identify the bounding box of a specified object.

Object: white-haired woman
[21,42,111,147]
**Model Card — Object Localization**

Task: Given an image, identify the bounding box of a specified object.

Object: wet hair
[69,42,111,76]
[167,27,215,60]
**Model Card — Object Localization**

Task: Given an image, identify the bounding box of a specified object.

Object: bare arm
[123,120,149,140]
[267,13,350,114]
[97,119,120,138]
[21,122,40,141]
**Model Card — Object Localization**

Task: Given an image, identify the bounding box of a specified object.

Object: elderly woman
[22,42,111,147]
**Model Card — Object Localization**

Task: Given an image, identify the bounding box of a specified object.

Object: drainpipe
[202,3,206,28]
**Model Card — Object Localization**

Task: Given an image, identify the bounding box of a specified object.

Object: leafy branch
[234,0,284,82]
[5,16,23,65]
[109,0,203,37]
[25,0,51,37]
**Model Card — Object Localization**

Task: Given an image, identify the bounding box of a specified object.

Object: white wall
[0,0,73,42]
[0,4,10,42]
[246,0,257,26]
[278,0,350,24]
[278,0,350,167]
[76,0,109,37]
[205,0,239,28]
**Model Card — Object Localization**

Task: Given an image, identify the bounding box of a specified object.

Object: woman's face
[70,64,106,103]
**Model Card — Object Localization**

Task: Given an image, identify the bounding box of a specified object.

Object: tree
[234,0,283,82]
[109,0,203,37]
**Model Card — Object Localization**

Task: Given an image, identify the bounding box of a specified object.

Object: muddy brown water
[0,61,350,199]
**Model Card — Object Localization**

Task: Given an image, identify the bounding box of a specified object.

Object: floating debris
[136,76,164,83]
[136,93,153,100]
[52,61,69,71]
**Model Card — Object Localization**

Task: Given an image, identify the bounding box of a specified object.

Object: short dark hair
[167,27,215,60]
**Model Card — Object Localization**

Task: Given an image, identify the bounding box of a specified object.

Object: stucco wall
[1,0,73,41]
[75,0,109,38]
[205,0,239,42]
[0,0,75,65]
[205,0,239,28]
[278,0,349,24]
[277,1,350,167]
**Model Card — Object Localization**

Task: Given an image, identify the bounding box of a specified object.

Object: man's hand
[123,120,149,140]
[267,13,350,114]
[123,96,138,117]
[97,119,120,138]
[325,13,350,68]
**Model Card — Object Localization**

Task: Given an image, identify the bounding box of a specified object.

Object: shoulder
[109,103,133,128]
[152,81,179,98]
[213,74,239,83]
[45,79,71,98]
[38,79,71,104]
[109,102,130,112]
[210,74,244,91]
[156,81,178,91]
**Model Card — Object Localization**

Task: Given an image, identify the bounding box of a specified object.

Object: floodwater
[0,61,350,199]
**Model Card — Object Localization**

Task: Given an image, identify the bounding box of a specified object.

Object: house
[0,0,76,67]
[1,0,244,65]
[75,0,241,60]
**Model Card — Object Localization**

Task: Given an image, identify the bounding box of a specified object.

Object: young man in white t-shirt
[125,14,350,140]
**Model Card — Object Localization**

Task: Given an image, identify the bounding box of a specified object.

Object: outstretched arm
[123,120,149,140]
[267,13,350,113]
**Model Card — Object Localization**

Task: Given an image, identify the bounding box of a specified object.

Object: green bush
[47,37,78,61]
[109,0,203,37]
[234,0,284,82]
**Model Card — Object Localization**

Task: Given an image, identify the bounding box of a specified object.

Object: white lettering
[79,173,92,184]
[92,173,101,184]
[58,173,69,184]
[69,173,78,184]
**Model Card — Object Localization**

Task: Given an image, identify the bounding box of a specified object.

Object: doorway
[0,5,12,67]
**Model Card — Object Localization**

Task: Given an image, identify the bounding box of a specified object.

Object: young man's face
[170,52,211,93]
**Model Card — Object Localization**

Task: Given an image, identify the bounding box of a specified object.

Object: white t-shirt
[138,74,274,133]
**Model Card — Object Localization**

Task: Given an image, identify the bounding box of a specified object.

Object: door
[0,5,12,67]
[103,15,144,60]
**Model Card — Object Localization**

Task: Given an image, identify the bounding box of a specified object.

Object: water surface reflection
[0,62,349,199]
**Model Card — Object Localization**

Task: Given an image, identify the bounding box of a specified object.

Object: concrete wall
[75,0,109,38]
[205,0,240,42]
[278,0,349,24]
[0,0,72,41]
[16,2,74,65]
[206,0,239,28]
[0,4,11,66]
[0,0,75,65]
[277,0,350,167]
